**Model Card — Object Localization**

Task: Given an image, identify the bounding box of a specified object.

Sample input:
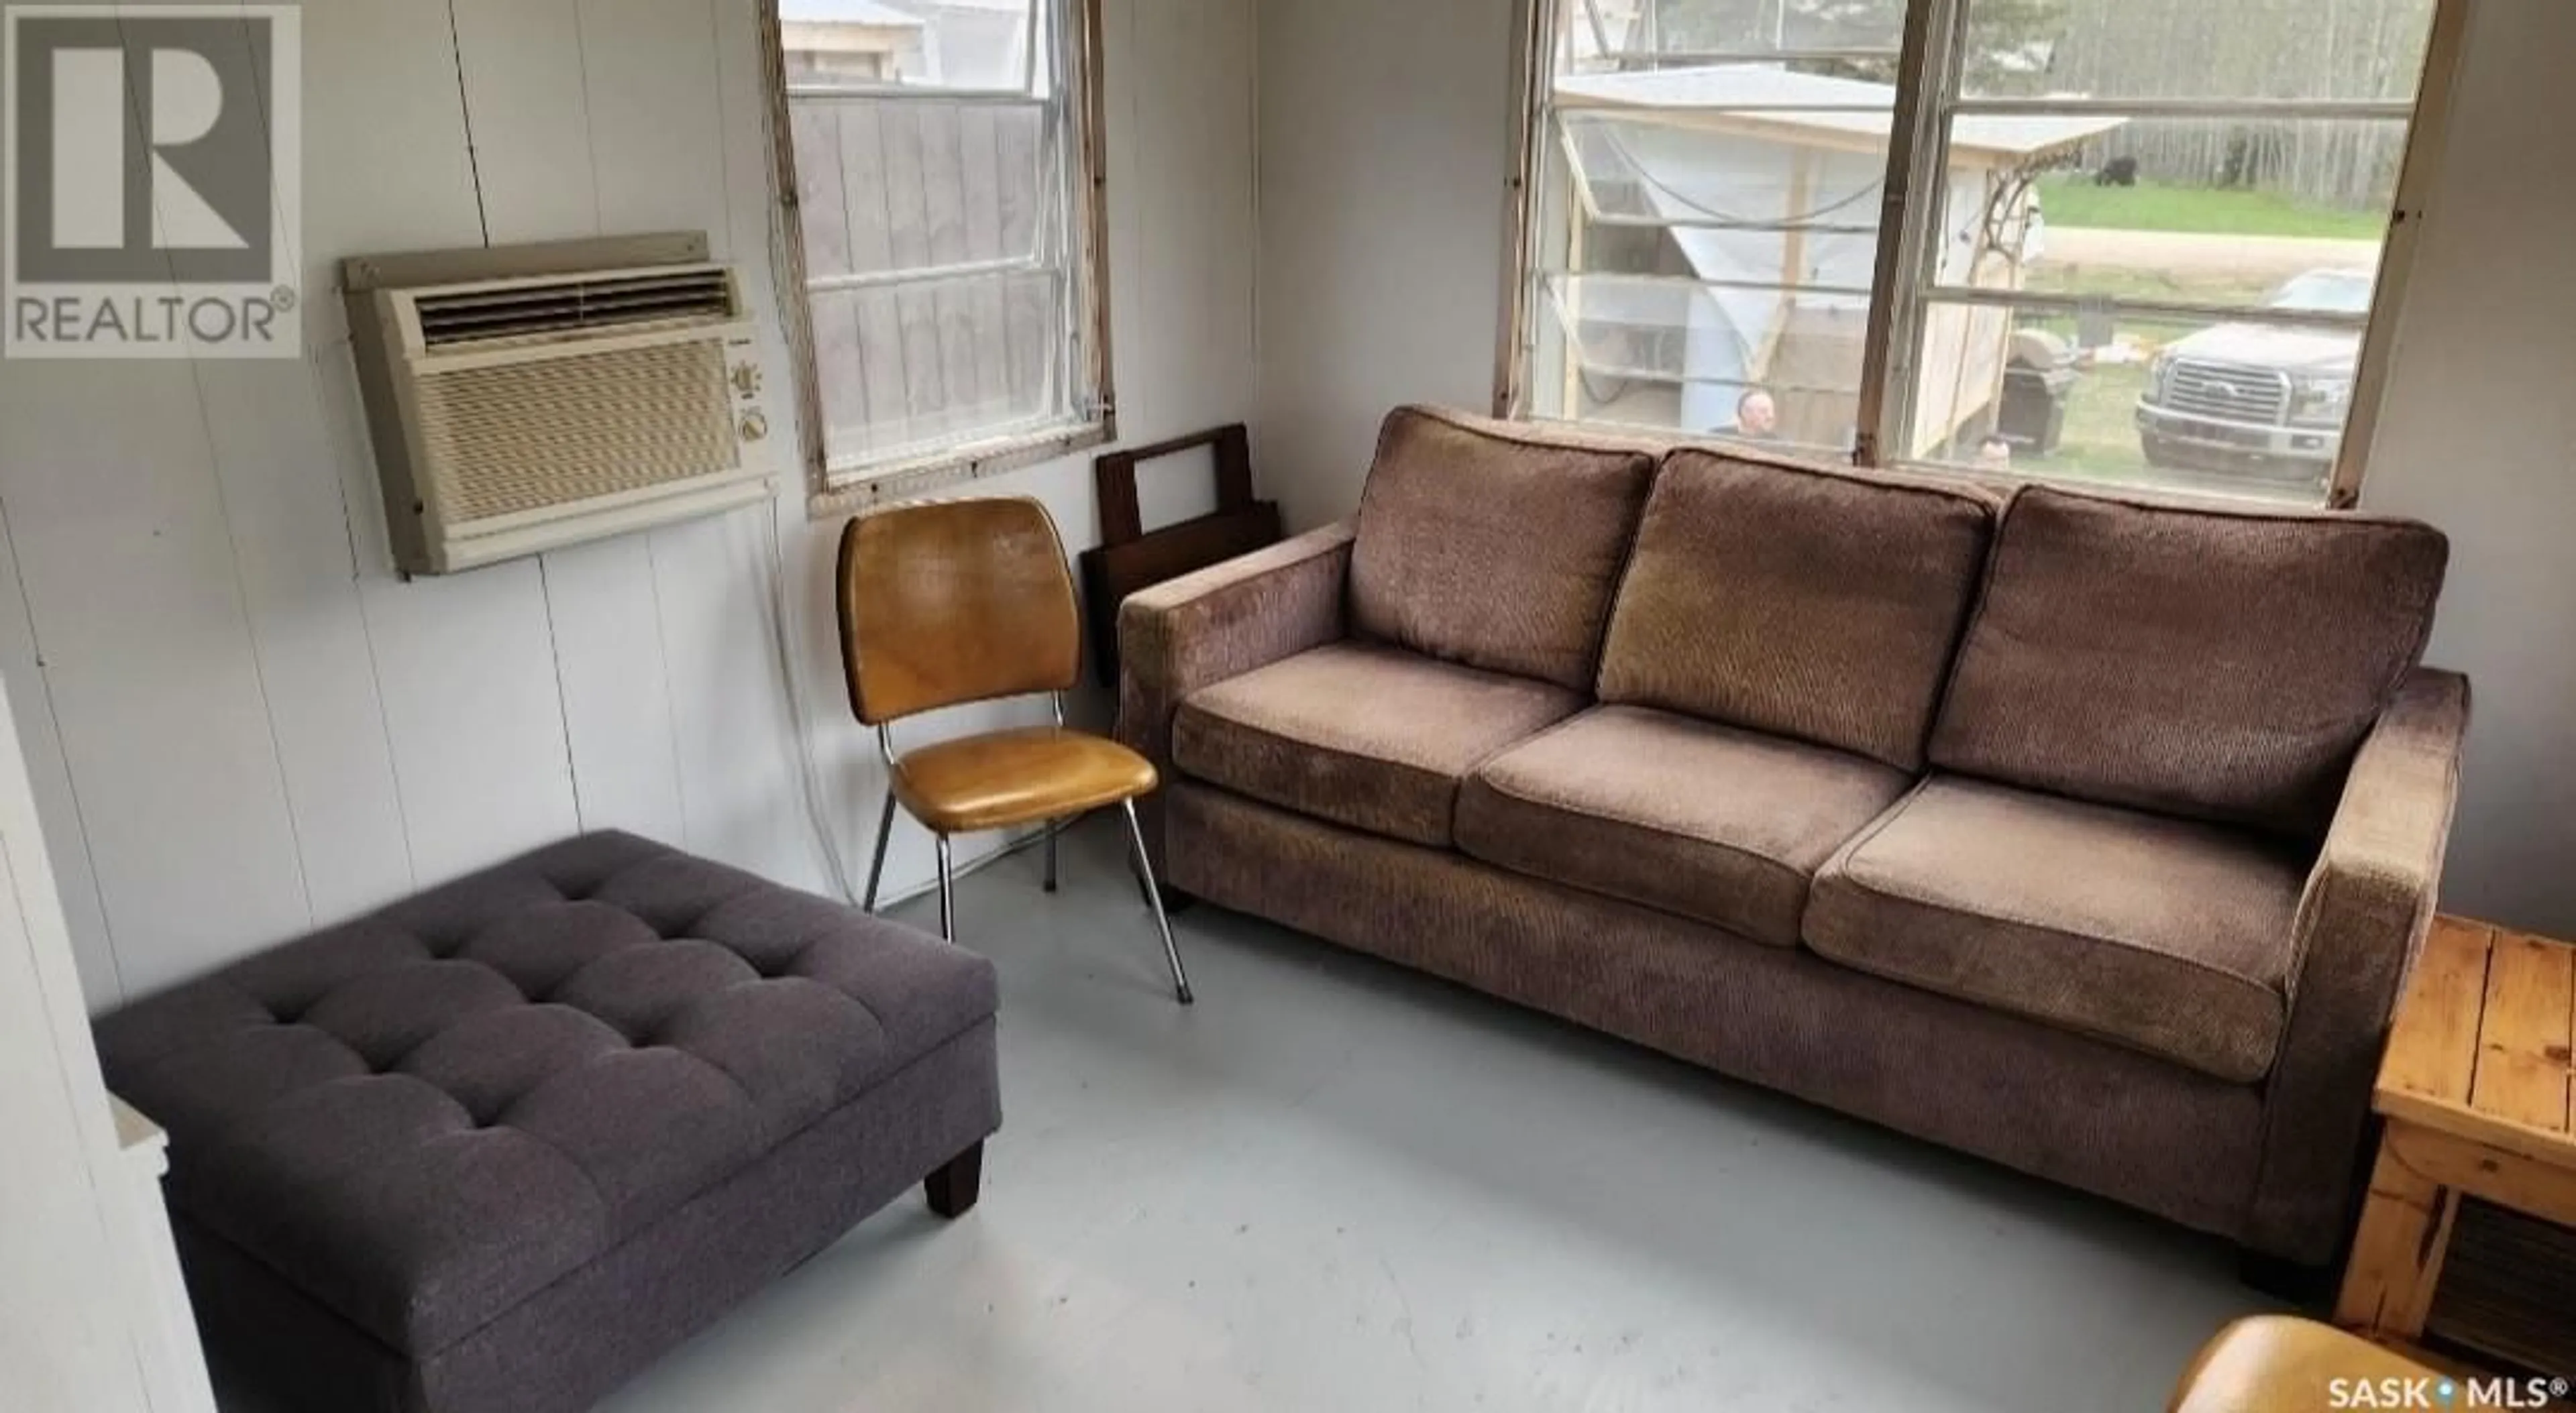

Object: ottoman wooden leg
[926,1141,985,1219]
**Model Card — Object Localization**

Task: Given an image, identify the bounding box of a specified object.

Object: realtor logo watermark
[3,4,299,357]
[2330,1375,2574,1409]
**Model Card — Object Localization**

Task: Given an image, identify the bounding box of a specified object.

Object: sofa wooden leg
[925,1141,984,1219]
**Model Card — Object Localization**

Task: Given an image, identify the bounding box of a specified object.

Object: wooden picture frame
[1079,424,1281,687]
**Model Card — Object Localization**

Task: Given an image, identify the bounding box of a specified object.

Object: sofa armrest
[2247,667,2470,1261]
[1116,522,1356,867]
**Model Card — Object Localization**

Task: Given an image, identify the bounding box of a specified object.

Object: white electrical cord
[757,504,862,905]
[744,3,860,908]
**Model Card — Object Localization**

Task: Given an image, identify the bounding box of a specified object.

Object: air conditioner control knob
[739,410,770,443]
[731,363,763,398]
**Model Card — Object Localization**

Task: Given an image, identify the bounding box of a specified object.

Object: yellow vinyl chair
[2169,1316,2445,1413]
[836,496,1193,1003]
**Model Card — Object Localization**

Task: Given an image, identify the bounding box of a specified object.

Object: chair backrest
[837,496,1083,725]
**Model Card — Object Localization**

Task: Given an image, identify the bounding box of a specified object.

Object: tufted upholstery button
[87,830,999,1367]
[297,961,525,1070]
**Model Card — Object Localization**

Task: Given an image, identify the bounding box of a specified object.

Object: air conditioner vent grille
[416,340,738,522]
[414,267,737,347]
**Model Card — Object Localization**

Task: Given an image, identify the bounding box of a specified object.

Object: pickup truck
[2135,269,2372,482]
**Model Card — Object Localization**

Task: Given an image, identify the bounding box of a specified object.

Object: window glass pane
[1565,0,1905,72]
[1962,0,2438,103]
[808,267,1063,469]
[780,0,1044,93]
[1899,3,2441,503]
[792,94,1049,281]
[1910,301,2343,503]
[1542,272,1869,453]
[1561,112,1884,233]
[1522,0,2443,504]
[778,0,1096,485]
[1929,115,2402,313]
[1527,38,1894,452]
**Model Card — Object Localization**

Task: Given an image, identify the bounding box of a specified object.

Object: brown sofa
[1118,405,2467,1266]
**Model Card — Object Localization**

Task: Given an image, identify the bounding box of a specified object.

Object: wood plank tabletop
[2382,917,2489,1109]
[2379,917,2576,1159]
[2479,933,2575,1135]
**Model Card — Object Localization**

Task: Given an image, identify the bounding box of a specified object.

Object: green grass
[1986,266,2162,484]
[2004,265,2228,482]
[2036,176,2385,240]
[2023,262,2277,310]
[2022,357,2153,484]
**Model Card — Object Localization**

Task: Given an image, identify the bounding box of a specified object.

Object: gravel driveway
[2044,227,2382,281]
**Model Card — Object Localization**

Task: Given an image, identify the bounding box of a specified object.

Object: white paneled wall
[0,0,1258,1012]
[2359,0,2576,938]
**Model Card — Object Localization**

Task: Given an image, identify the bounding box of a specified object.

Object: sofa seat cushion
[1596,449,1995,770]
[1805,777,2311,1082]
[1350,405,1658,690]
[1173,640,1585,846]
[91,832,1000,1359]
[1928,486,2447,836]
[1457,705,1912,946]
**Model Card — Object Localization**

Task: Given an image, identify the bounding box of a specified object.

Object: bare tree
[1646,0,2065,89]
[2043,0,2433,209]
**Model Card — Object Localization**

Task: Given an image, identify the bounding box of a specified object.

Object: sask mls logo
[3,4,299,358]
[2330,1375,2575,1408]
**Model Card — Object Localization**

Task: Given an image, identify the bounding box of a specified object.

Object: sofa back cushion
[1596,449,1996,771]
[1350,406,1658,691]
[1928,486,2448,837]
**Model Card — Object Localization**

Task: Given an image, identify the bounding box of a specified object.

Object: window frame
[761,0,1117,516]
[1498,0,2469,508]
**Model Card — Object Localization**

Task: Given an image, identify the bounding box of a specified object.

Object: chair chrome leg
[934,833,955,944]
[1121,800,1193,1005]
[861,787,897,911]
[1042,818,1059,894]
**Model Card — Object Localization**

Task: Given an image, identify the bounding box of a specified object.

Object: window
[1505,0,2461,505]
[767,0,1111,501]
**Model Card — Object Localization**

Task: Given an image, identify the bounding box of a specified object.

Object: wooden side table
[2337,917,2576,1357]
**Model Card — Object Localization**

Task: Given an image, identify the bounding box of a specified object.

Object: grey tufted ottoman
[92,831,1000,1413]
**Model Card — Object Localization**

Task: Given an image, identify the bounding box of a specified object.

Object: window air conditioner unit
[343,232,776,575]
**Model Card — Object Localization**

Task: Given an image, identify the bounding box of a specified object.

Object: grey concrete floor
[583,816,2275,1412]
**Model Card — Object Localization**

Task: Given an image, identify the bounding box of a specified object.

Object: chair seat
[894,726,1157,834]
[1457,705,1912,947]
[2171,1316,2438,1412]
[1803,775,2310,1083]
